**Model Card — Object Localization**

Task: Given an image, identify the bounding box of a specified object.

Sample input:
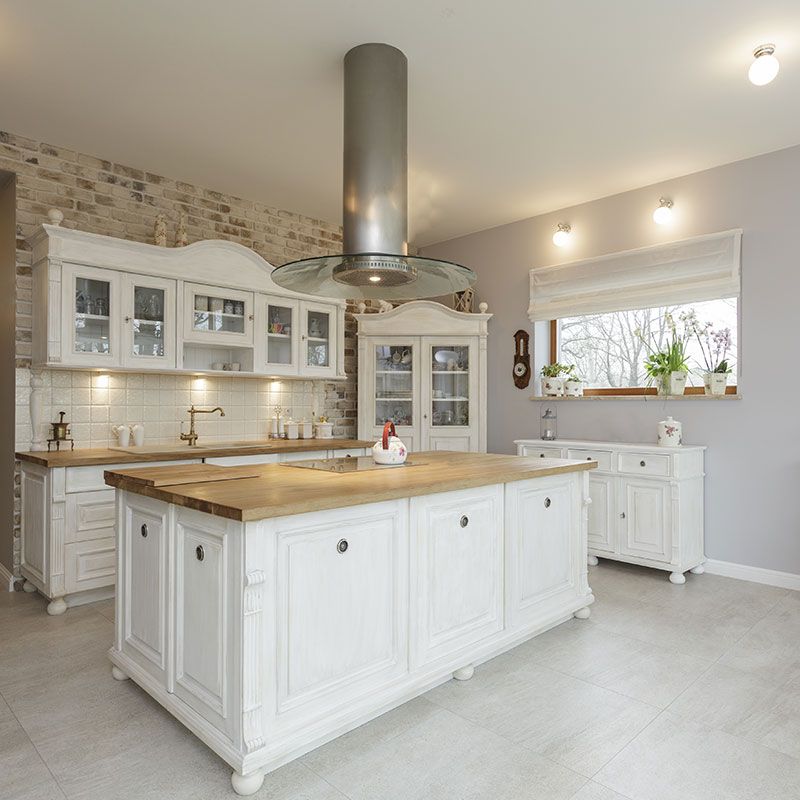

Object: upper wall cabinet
[28,223,347,379]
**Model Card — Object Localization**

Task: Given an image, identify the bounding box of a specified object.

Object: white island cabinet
[105,452,594,795]
[515,439,705,584]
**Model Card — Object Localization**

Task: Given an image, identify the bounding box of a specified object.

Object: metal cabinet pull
[125,316,132,323]
[539,453,545,458]
[337,539,348,553]
[620,512,626,519]
[140,524,148,538]
[195,545,204,561]
[460,515,469,528]
[544,497,551,508]
[640,460,646,467]
[586,457,592,461]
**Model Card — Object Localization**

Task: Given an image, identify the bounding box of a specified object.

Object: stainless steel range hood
[270,43,475,300]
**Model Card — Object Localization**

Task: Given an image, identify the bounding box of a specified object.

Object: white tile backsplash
[16,368,330,450]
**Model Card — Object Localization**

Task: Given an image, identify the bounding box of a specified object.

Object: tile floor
[2,560,799,800]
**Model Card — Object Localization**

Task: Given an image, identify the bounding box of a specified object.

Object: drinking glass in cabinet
[74,277,111,354]
[306,310,330,367]
[132,286,165,357]
[193,293,245,334]
[267,304,294,365]
[431,344,469,426]
[374,344,414,426]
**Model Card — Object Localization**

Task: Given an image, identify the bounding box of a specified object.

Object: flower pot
[704,372,728,396]
[665,371,687,396]
[541,377,564,396]
[564,380,583,397]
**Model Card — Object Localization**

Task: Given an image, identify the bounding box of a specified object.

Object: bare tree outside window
[559,298,737,388]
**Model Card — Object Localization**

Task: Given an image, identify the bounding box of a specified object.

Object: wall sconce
[749,44,779,86]
[653,198,673,225]
[552,223,572,247]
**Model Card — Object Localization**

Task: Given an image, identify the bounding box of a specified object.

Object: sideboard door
[587,475,616,554]
[619,478,671,562]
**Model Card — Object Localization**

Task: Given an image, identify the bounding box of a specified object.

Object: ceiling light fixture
[749,43,779,86]
[369,275,381,283]
[552,223,572,247]
[653,198,673,225]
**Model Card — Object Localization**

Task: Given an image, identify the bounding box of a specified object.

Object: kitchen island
[105,452,596,795]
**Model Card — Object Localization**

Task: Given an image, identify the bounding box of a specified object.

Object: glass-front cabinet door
[183,282,254,345]
[370,340,419,451]
[122,275,176,369]
[61,263,121,366]
[257,296,299,376]
[301,301,337,377]
[422,337,479,452]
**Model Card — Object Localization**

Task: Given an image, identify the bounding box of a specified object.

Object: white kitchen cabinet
[255,295,300,376]
[300,301,338,378]
[515,439,705,583]
[410,485,503,668]
[122,274,177,370]
[183,282,254,347]
[356,301,491,453]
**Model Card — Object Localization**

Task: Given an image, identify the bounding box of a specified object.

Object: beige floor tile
[426,660,659,776]
[306,707,585,800]
[719,613,800,684]
[595,711,800,800]
[570,781,633,800]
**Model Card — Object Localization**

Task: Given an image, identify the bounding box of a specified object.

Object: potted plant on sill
[540,362,573,396]
[690,319,733,395]
[638,313,689,395]
[563,368,583,397]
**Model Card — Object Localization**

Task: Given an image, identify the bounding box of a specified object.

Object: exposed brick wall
[0,129,359,574]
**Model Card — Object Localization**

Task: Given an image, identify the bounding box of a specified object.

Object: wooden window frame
[548,318,738,396]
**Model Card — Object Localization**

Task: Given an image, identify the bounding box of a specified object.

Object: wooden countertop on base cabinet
[105,451,596,522]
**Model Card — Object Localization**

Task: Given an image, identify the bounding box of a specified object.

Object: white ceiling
[2,1,799,246]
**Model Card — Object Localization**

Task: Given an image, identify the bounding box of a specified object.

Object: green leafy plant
[540,362,574,378]
[564,368,582,383]
[637,313,689,385]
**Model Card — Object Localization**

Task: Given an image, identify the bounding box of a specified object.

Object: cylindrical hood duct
[343,43,408,257]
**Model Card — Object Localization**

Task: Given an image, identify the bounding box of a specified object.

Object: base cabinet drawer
[618,452,671,477]
[567,448,613,472]
[410,486,504,667]
[66,489,116,543]
[64,538,115,593]
[519,446,563,460]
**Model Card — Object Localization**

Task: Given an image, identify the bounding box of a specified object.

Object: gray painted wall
[0,173,15,575]
[421,145,800,575]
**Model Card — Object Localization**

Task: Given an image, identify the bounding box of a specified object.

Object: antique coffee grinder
[47,411,74,451]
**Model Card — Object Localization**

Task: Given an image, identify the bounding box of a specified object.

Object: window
[552,297,737,394]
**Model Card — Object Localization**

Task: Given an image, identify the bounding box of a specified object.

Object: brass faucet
[180,405,225,446]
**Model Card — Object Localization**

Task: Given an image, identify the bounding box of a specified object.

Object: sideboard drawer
[618,452,671,477]
[566,448,613,471]
[66,490,116,543]
[519,446,563,460]
[64,537,116,593]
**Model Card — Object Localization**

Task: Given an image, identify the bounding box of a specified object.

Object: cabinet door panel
[411,486,503,667]
[183,282,254,345]
[620,479,671,562]
[301,301,337,377]
[257,295,300,376]
[122,499,168,682]
[66,489,115,543]
[275,503,407,718]
[174,512,236,737]
[65,538,115,593]
[122,275,176,369]
[587,475,615,554]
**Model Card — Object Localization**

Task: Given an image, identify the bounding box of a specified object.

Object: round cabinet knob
[539,453,545,458]
[195,545,204,561]
[640,460,646,467]
[620,512,626,519]
[544,497,551,508]
[337,539,348,554]
[140,524,148,538]
[460,515,469,528]
[125,316,132,323]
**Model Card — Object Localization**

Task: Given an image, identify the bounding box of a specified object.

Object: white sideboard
[28,222,347,379]
[356,301,491,453]
[515,439,705,584]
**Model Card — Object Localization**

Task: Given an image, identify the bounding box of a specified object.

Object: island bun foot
[587,555,599,567]
[669,571,687,585]
[690,564,705,575]
[573,607,591,620]
[111,666,129,681]
[453,664,475,681]
[22,580,37,593]
[231,770,264,796]
[46,597,67,615]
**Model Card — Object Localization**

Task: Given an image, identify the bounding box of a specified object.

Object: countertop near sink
[15,438,374,468]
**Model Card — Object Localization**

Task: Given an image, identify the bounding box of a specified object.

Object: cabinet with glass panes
[374,343,415,427]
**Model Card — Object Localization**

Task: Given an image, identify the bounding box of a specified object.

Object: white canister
[131,424,145,447]
[315,421,333,439]
[299,420,313,439]
[657,416,682,447]
[284,421,299,440]
[266,417,278,438]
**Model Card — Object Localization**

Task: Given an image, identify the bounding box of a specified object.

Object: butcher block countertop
[104,452,596,522]
[15,438,373,468]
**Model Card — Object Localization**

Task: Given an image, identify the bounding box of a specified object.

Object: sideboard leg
[46,597,67,615]
[587,555,599,567]
[669,571,686,585]
[111,666,129,682]
[690,564,705,575]
[22,580,37,594]
[453,664,475,681]
[574,606,591,620]
[231,770,264,796]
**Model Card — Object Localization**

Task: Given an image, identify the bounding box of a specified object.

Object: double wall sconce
[552,222,572,247]
[749,43,779,86]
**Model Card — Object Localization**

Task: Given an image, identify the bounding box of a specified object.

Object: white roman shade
[528,229,742,321]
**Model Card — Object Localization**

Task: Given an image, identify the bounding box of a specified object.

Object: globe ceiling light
[749,44,779,86]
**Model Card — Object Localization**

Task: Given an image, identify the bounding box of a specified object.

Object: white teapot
[372,421,408,466]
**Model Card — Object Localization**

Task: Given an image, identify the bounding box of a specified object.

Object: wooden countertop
[104,452,596,522]
[15,438,373,468]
